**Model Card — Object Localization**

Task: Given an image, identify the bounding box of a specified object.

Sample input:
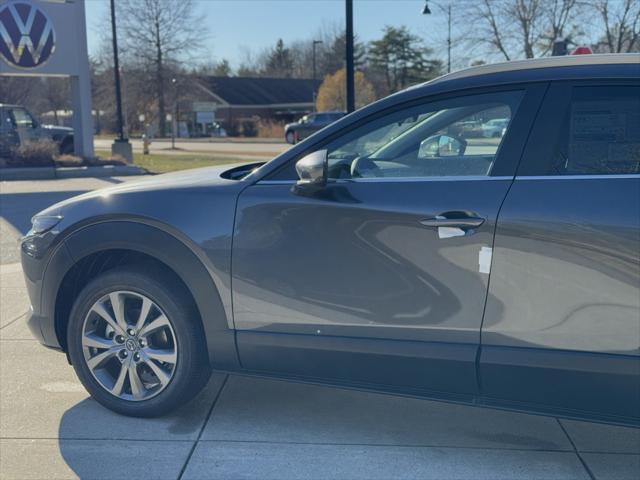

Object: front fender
[40,220,240,370]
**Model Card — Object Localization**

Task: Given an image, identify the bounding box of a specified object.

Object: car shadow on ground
[55,373,592,479]
[55,375,225,479]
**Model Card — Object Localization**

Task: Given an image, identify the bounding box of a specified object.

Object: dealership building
[189,76,321,135]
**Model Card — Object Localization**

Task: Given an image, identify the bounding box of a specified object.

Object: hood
[36,163,250,217]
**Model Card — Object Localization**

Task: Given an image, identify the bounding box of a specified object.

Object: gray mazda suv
[21,54,640,423]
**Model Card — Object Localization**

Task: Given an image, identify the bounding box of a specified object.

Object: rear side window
[546,86,639,175]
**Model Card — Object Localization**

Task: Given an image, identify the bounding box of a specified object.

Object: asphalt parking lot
[1,175,639,479]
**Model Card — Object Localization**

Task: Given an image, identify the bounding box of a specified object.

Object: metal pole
[171,78,177,149]
[312,40,323,111]
[312,42,317,84]
[110,0,125,141]
[447,4,451,73]
[345,0,355,113]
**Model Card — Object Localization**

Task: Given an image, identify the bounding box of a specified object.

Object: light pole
[345,0,355,113]
[422,1,452,74]
[312,40,323,110]
[110,0,124,141]
[171,77,177,150]
[109,0,132,162]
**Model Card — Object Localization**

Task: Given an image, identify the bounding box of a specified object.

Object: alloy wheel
[81,290,178,401]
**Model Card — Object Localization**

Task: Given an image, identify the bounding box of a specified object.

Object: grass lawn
[95,150,243,174]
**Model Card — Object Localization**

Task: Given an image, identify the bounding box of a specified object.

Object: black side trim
[480,345,640,422]
[237,331,479,396]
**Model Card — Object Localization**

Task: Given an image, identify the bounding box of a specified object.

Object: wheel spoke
[109,292,128,331]
[142,347,176,365]
[138,314,169,338]
[86,347,118,371]
[111,360,128,396]
[83,289,177,402]
[82,332,114,350]
[128,362,145,399]
[141,353,171,387]
[135,297,153,332]
[91,301,123,335]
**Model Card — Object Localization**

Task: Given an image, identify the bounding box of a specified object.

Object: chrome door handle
[420,215,485,229]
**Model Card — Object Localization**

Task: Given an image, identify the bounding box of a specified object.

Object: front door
[233,86,543,396]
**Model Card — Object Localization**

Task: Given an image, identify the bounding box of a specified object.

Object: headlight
[28,215,62,235]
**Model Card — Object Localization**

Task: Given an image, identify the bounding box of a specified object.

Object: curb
[0,165,147,181]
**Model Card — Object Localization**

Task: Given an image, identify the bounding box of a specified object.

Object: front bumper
[20,233,73,351]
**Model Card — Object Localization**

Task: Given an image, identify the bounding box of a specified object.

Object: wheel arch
[47,220,240,370]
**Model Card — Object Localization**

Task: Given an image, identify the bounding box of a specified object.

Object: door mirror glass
[419,134,467,158]
[295,149,328,186]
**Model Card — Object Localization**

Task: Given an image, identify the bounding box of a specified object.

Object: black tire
[67,268,210,417]
[59,137,74,155]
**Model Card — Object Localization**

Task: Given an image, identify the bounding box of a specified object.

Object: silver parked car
[21,54,640,422]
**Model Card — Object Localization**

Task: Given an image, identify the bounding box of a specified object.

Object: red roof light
[571,46,593,55]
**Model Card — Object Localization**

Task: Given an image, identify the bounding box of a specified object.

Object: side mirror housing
[419,134,467,158]
[295,149,328,187]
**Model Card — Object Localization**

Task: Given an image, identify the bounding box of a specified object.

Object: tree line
[0,0,637,136]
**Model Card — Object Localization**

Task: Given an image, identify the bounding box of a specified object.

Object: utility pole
[312,40,323,110]
[109,0,132,162]
[345,0,355,113]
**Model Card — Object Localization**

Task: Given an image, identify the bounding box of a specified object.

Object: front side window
[324,91,522,180]
[548,86,640,175]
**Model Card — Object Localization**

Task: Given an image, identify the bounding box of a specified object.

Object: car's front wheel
[67,268,210,417]
[285,130,296,144]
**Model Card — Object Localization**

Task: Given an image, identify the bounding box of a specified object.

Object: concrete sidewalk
[1,177,638,479]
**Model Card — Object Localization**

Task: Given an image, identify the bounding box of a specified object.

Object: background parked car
[481,118,509,138]
[285,111,345,144]
[0,104,74,158]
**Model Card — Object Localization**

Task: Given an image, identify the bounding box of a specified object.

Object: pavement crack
[556,417,597,480]
[177,373,229,480]
[0,312,28,331]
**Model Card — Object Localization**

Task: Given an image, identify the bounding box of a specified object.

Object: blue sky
[84,0,453,68]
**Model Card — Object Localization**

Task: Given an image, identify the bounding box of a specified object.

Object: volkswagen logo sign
[0,1,56,69]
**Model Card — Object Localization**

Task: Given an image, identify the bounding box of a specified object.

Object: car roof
[425,53,639,87]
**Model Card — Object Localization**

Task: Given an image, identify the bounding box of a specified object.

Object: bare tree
[470,0,580,59]
[0,77,37,106]
[588,0,640,52]
[41,78,70,124]
[114,0,206,136]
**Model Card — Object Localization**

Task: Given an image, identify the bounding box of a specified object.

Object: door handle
[420,215,485,229]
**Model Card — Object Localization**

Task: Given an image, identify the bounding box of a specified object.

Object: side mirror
[419,134,467,158]
[295,149,328,187]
